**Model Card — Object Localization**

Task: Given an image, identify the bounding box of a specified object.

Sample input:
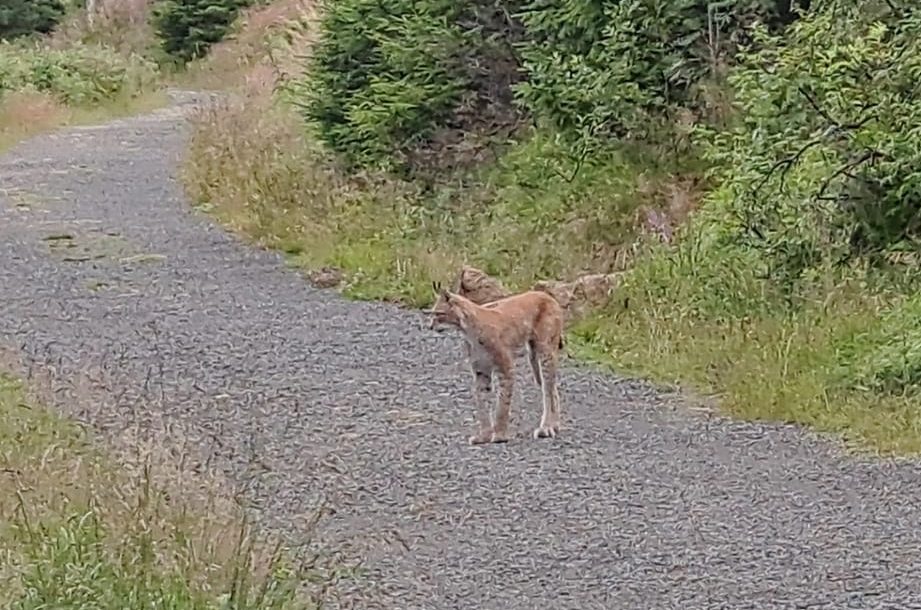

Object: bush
[297,0,807,173]
[0,42,158,104]
[0,0,67,41]
[561,0,921,451]
[152,0,252,63]
[701,1,921,289]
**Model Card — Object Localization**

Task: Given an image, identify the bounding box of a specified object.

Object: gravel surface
[2,92,921,610]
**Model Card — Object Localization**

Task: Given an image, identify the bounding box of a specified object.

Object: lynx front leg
[468,370,494,445]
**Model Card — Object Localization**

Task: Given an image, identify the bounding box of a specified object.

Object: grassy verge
[0,373,329,609]
[571,282,921,455]
[167,0,318,97]
[181,92,921,457]
[0,88,167,153]
[0,25,167,154]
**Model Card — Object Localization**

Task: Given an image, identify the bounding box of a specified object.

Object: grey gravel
[2,91,921,610]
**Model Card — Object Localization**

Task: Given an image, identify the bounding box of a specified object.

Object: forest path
[1,92,920,610]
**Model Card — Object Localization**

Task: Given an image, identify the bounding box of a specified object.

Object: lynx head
[428,281,463,330]
[452,265,507,305]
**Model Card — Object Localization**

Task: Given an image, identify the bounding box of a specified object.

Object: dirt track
[2,92,921,610]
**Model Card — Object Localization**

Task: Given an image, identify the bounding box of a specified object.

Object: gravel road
[2,92,921,610]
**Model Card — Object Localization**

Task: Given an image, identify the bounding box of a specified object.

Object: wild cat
[428,281,564,444]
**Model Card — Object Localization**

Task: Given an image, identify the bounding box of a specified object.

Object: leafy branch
[750,85,879,200]
[814,150,882,202]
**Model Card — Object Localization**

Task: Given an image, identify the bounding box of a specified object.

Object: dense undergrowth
[181,0,921,454]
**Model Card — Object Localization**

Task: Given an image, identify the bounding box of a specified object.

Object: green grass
[0,374,328,609]
[182,95,695,305]
[570,295,921,455]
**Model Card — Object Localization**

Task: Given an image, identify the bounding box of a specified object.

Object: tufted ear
[432,280,442,295]
[454,266,467,292]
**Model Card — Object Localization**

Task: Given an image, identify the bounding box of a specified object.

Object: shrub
[701,1,921,289]
[0,0,67,41]
[297,0,808,174]
[152,0,253,63]
[0,42,158,104]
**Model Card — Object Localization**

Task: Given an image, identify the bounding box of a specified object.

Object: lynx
[453,264,621,325]
[428,281,565,444]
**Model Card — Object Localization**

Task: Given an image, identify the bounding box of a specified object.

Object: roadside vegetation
[0,1,163,150]
[181,0,921,455]
[0,0,257,150]
[0,373,332,609]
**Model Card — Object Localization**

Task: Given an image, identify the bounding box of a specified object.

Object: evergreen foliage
[0,0,67,40]
[516,0,807,142]
[298,0,808,171]
[152,0,252,63]
[293,0,528,173]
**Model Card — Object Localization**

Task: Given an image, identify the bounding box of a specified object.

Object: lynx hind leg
[532,342,562,439]
[469,370,494,445]
[490,361,515,443]
[527,341,542,387]
[543,350,562,431]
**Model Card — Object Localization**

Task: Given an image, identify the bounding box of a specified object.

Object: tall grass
[570,252,921,454]
[176,0,319,94]
[49,0,158,58]
[0,87,165,152]
[0,373,332,609]
[183,92,694,306]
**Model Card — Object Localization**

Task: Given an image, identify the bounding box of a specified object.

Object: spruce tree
[153,0,250,63]
[0,0,67,40]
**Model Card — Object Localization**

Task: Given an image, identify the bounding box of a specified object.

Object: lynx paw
[532,425,557,439]
[489,431,510,444]
[468,432,493,445]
